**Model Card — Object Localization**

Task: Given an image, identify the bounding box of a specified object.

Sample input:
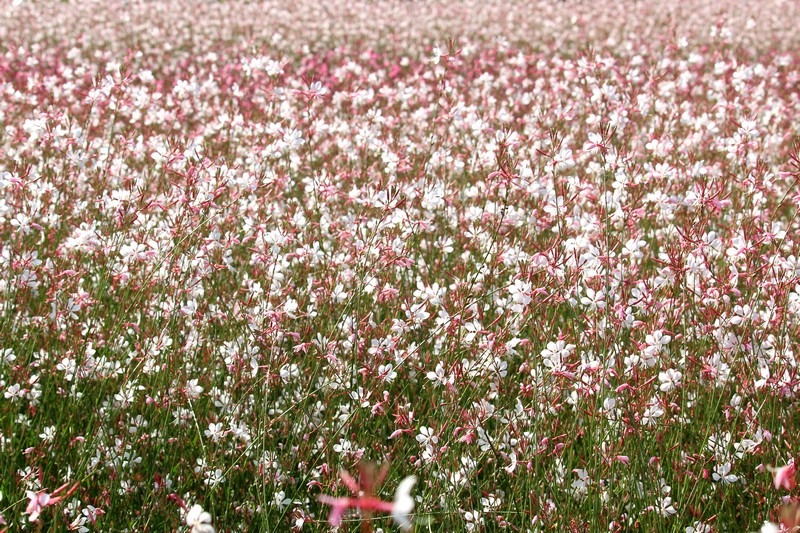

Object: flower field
[2,0,800,530]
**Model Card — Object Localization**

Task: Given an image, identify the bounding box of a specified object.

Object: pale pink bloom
[25,491,51,522]
[24,482,78,522]
[318,474,417,531]
[769,461,797,491]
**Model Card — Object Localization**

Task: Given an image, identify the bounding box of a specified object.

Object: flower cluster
[1,0,800,530]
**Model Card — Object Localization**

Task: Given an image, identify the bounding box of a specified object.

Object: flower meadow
[3,0,800,530]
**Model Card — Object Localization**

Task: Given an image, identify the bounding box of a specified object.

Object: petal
[186,504,203,525]
[391,476,417,531]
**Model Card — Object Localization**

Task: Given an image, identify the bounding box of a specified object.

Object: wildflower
[641,398,665,426]
[580,287,606,311]
[584,131,607,153]
[186,379,204,399]
[24,482,79,522]
[464,509,484,531]
[39,425,56,442]
[186,503,215,533]
[658,369,682,392]
[759,522,779,533]
[431,46,444,64]
[768,460,797,490]
[571,469,591,498]
[318,466,417,531]
[203,468,225,487]
[204,423,225,443]
[657,496,678,517]
[426,362,454,388]
[25,491,51,522]
[643,329,671,365]
[712,462,738,484]
[686,521,712,533]
[415,426,438,447]
[508,279,532,314]
[391,476,417,530]
[552,147,575,170]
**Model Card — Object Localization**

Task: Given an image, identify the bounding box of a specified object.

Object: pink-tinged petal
[772,461,797,491]
[25,491,45,519]
[318,495,350,526]
[339,468,360,493]
[328,504,346,526]
[24,492,37,513]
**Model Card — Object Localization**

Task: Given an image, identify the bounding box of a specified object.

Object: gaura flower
[389,475,417,530]
[186,503,215,533]
[25,491,51,523]
[759,522,779,533]
[318,465,417,531]
[23,482,79,523]
[769,460,797,491]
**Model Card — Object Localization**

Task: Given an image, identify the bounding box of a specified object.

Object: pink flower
[25,491,51,522]
[770,461,797,491]
[23,482,79,522]
[318,466,417,531]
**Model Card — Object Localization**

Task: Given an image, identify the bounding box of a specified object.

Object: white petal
[391,476,417,531]
[760,522,780,533]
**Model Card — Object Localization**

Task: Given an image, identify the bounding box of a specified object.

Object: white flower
[279,363,300,383]
[391,476,417,530]
[508,279,532,314]
[464,509,484,531]
[204,423,225,443]
[552,147,575,170]
[571,468,591,498]
[658,496,677,516]
[415,426,438,447]
[203,469,225,487]
[643,330,671,365]
[541,339,575,371]
[431,46,444,64]
[642,399,665,426]
[39,425,56,442]
[760,522,780,533]
[712,462,738,484]
[186,379,204,399]
[426,362,453,388]
[580,287,605,311]
[186,503,215,533]
[658,369,682,392]
[687,521,712,533]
